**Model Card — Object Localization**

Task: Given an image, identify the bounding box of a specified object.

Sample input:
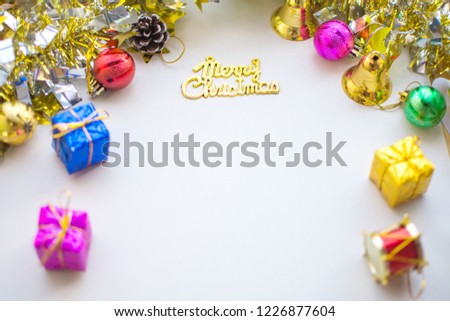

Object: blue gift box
[52,103,110,174]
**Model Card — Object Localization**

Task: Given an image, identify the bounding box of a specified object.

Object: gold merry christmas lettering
[181,56,280,99]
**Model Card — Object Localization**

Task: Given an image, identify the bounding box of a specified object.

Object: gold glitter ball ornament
[0,101,37,145]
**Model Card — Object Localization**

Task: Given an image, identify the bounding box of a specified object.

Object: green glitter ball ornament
[403,86,447,129]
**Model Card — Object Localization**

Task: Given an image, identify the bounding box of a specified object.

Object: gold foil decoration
[31,92,62,125]
[181,56,280,100]
[138,0,186,35]
[408,1,450,82]
[194,0,218,11]
[350,15,397,60]
[369,136,435,208]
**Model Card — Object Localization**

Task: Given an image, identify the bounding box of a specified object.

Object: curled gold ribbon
[407,270,427,300]
[160,36,186,65]
[375,81,422,111]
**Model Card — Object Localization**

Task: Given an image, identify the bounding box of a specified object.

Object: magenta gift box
[34,204,92,271]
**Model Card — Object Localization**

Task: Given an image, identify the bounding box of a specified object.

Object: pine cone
[129,14,169,54]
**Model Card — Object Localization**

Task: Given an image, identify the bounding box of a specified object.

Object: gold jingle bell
[342,51,392,106]
[271,0,316,41]
[0,101,37,145]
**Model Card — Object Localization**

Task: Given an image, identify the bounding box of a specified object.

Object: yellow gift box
[369,136,434,207]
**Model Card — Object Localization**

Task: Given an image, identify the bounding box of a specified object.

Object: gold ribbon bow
[52,109,109,139]
[52,109,109,167]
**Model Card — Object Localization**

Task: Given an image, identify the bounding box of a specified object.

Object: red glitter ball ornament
[93,48,135,90]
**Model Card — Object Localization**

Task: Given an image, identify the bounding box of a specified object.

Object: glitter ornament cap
[314,20,354,61]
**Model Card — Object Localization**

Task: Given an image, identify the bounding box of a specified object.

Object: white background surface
[1,0,449,301]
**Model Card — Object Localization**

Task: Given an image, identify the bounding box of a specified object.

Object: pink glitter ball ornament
[314,20,354,61]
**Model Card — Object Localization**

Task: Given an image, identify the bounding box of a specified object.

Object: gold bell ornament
[342,51,392,106]
[0,101,37,146]
[271,0,316,41]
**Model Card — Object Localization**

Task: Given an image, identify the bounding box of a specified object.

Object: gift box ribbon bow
[52,109,109,139]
